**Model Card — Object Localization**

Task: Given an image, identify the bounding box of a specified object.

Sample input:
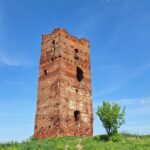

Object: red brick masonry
[34,28,93,139]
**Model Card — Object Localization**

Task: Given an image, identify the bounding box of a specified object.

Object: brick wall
[34,28,93,139]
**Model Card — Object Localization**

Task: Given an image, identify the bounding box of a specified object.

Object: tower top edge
[42,28,90,46]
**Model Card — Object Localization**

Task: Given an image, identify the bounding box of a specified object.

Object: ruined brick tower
[34,28,93,139]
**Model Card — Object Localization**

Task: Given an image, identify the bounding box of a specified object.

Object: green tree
[96,100,125,136]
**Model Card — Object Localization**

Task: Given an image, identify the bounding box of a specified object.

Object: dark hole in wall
[74,49,79,62]
[75,49,78,53]
[52,40,55,52]
[76,67,84,82]
[44,69,48,76]
[74,111,80,122]
[52,40,55,46]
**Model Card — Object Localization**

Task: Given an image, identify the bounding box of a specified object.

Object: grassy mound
[0,134,150,150]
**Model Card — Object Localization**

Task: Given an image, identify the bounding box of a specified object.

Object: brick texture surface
[34,28,93,139]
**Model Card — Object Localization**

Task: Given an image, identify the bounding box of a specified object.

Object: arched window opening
[76,67,84,82]
[44,69,48,76]
[74,110,80,122]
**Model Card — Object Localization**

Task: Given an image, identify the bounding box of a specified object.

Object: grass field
[0,134,150,150]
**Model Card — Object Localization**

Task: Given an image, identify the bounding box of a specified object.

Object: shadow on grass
[94,135,109,142]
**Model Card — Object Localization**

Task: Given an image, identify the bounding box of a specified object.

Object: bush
[109,134,123,142]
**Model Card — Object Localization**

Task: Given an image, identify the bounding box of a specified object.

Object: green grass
[0,134,150,150]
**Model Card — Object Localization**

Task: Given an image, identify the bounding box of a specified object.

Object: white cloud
[0,52,34,67]
[0,55,20,66]
[140,98,150,105]
[95,97,150,108]
[0,3,33,67]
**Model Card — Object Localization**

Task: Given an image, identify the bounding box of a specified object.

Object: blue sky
[0,0,150,142]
